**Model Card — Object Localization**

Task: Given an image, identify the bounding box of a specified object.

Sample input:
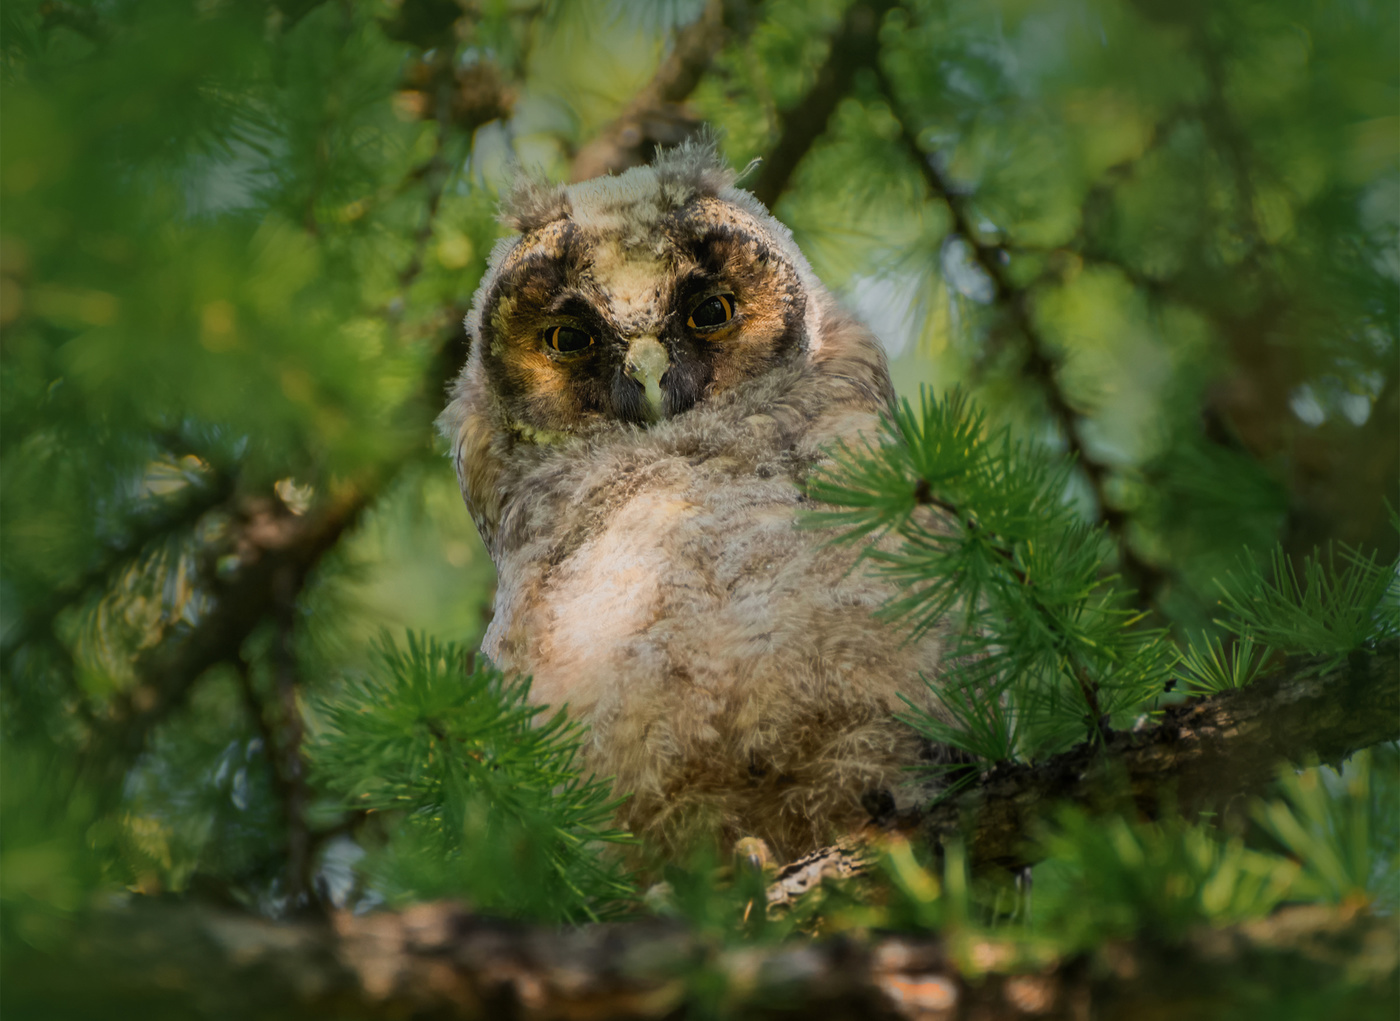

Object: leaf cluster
[1174,538,1398,695]
[868,749,1398,948]
[809,388,1174,763]
[308,633,635,921]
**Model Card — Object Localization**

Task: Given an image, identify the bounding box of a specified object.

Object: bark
[909,648,1399,872]
[6,897,1393,1020]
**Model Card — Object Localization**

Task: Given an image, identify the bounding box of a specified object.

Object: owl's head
[454,141,826,441]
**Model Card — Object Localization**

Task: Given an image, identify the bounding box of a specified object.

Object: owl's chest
[483,455,828,710]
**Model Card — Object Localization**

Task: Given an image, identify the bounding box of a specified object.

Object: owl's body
[442,145,945,859]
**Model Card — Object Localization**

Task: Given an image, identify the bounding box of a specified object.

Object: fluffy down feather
[441,142,948,860]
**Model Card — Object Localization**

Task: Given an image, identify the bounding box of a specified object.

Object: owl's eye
[545,325,594,354]
[687,294,735,331]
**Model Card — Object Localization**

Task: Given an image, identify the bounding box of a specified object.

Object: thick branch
[10,897,1393,1019]
[748,0,899,207]
[23,655,1398,1017]
[909,648,1400,871]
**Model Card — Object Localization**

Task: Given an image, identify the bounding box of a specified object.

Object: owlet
[440,142,948,862]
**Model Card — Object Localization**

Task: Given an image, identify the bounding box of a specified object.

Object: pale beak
[625,336,669,423]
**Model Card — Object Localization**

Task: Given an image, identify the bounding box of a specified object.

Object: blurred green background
[0,0,1395,985]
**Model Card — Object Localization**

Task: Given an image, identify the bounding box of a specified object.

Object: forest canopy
[1,0,1396,1017]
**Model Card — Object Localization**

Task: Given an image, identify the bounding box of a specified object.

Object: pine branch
[908,647,1399,872]
[908,478,1109,737]
[747,0,900,207]
[64,184,477,801]
[873,66,1169,611]
[13,896,1393,1019]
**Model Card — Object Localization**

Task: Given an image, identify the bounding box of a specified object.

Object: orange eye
[687,294,734,330]
[546,325,593,354]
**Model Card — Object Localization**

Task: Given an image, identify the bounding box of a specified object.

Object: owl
[440,142,948,863]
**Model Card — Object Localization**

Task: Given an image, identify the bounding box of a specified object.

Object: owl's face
[466,149,823,439]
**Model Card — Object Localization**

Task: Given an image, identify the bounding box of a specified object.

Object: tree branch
[11,896,1393,1019]
[65,188,477,799]
[748,0,899,208]
[907,648,1399,872]
[873,65,1170,609]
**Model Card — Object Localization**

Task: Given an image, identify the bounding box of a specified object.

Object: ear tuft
[650,129,736,198]
[499,171,572,233]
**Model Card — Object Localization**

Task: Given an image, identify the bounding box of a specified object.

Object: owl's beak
[625,336,670,423]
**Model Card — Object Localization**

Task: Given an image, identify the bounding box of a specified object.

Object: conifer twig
[910,477,1108,733]
[873,65,1169,610]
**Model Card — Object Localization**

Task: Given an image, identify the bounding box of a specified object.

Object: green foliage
[119,669,287,901]
[1173,632,1276,696]
[1032,810,1309,943]
[1169,538,1399,698]
[868,751,1397,948]
[1215,546,1400,658]
[2,0,504,915]
[0,742,112,952]
[1032,753,1400,943]
[1254,747,1400,909]
[308,633,635,921]
[811,388,1175,761]
[0,0,1394,1009]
